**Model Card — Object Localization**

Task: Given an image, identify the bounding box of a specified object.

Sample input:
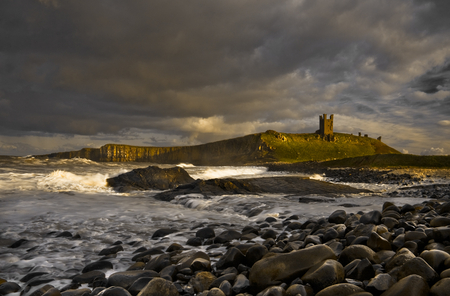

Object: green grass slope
[36,130,401,164]
[259,130,400,163]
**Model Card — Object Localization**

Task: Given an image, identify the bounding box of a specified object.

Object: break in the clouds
[1,0,450,156]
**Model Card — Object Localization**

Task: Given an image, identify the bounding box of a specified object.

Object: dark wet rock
[286,221,302,230]
[215,247,246,270]
[191,258,211,272]
[242,225,260,235]
[209,274,237,289]
[350,236,369,246]
[218,280,232,296]
[72,271,105,284]
[430,217,450,227]
[107,166,194,192]
[377,250,396,264]
[392,234,405,250]
[196,228,216,239]
[304,234,322,245]
[166,243,184,252]
[151,229,178,239]
[127,262,146,271]
[186,237,203,246]
[404,231,428,242]
[430,278,450,296]
[326,241,344,257]
[323,228,339,242]
[206,287,226,296]
[328,210,347,224]
[301,259,344,291]
[159,265,177,281]
[367,231,392,251]
[382,217,399,229]
[30,285,58,296]
[97,287,131,296]
[145,254,171,272]
[60,283,80,293]
[20,272,49,282]
[56,231,73,238]
[232,274,249,294]
[107,270,159,289]
[99,245,124,256]
[260,229,277,240]
[189,272,217,294]
[249,244,336,289]
[360,210,382,224]
[256,286,286,296]
[366,273,395,294]
[82,261,114,273]
[397,257,439,283]
[400,204,416,214]
[385,248,416,272]
[420,250,450,273]
[128,278,152,296]
[380,274,429,296]
[136,278,179,296]
[245,245,268,267]
[27,277,55,287]
[0,282,21,295]
[214,230,241,244]
[345,258,375,281]
[346,224,376,238]
[132,247,165,261]
[154,177,371,201]
[61,288,91,296]
[177,251,210,270]
[339,244,381,265]
[314,283,364,296]
[8,238,28,248]
[42,288,61,296]
[382,210,402,220]
[285,284,306,296]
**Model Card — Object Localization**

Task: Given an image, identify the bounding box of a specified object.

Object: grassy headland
[35,130,400,165]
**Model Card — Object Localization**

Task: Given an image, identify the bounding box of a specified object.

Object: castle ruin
[318,114,334,141]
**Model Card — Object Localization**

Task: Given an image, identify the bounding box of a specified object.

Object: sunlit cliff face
[0,0,450,156]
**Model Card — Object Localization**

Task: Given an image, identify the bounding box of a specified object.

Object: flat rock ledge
[7,199,450,295]
[154,176,372,201]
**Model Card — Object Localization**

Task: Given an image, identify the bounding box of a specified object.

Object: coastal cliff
[36,130,400,165]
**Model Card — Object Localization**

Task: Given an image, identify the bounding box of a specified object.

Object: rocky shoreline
[4,199,450,296]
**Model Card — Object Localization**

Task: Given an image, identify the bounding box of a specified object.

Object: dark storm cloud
[1,0,450,155]
[413,59,450,93]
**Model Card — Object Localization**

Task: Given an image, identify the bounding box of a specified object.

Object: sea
[0,156,443,293]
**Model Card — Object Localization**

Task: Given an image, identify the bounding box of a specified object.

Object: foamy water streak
[187,166,269,179]
[37,170,111,193]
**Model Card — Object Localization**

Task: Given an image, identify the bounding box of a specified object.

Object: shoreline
[3,197,450,296]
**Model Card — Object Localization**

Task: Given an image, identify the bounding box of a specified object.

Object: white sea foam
[188,166,269,180]
[37,170,110,193]
[176,163,195,168]
[310,174,325,180]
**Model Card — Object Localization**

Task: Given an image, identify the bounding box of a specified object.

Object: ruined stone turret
[318,114,334,141]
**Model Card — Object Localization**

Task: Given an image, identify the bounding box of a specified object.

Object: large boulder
[249,244,336,290]
[107,166,194,192]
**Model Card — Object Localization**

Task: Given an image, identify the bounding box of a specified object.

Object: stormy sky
[1,0,450,156]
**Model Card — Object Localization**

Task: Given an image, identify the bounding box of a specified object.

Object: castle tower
[319,114,334,141]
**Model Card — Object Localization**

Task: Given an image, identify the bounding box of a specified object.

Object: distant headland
[34,114,403,165]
